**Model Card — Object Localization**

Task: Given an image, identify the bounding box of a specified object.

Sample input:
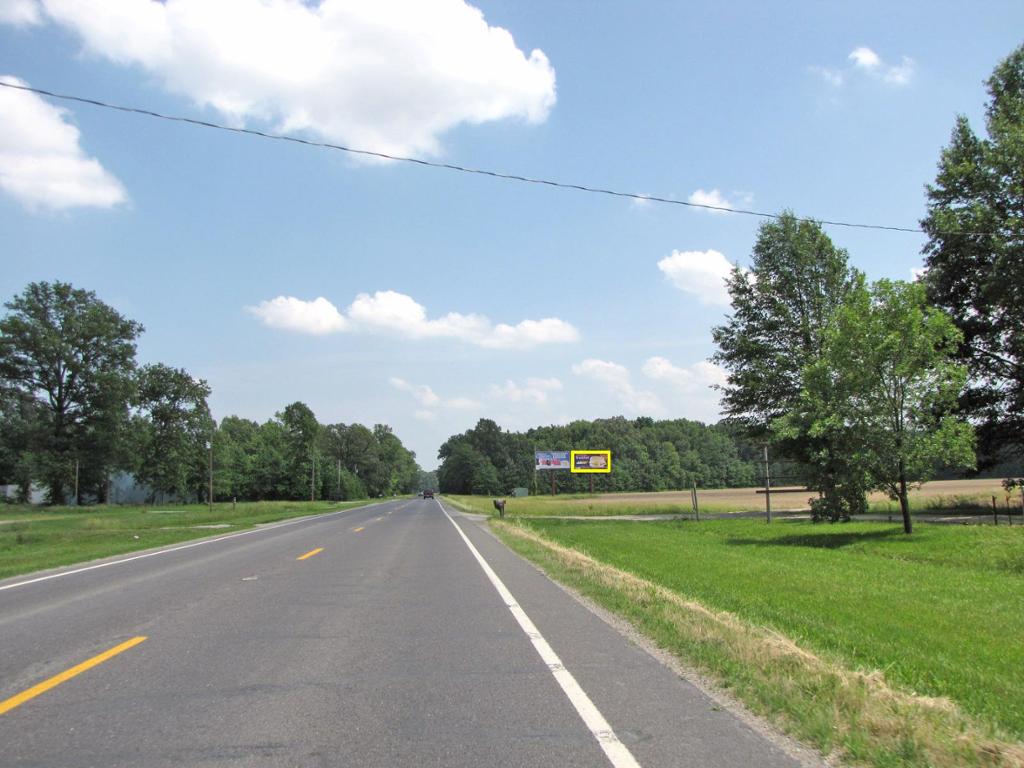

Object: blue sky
[2,1,1022,469]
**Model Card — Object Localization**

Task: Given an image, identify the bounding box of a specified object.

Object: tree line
[436,416,762,495]
[0,282,421,504]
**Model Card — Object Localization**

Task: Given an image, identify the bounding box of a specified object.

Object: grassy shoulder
[0,498,386,580]
[492,517,1024,767]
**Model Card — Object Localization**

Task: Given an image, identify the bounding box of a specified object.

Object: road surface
[0,498,810,767]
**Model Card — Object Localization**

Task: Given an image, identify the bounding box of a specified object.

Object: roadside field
[494,516,1024,766]
[0,499,379,580]
[450,477,1022,517]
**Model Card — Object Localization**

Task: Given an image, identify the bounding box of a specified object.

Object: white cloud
[641,356,725,423]
[572,359,660,414]
[848,46,881,70]
[391,377,481,420]
[687,188,734,213]
[248,290,577,348]
[657,249,737,307]
[815,47,914,89]
[389,377,440,407]
[911,266,928,281]
[246,295,347,335]
[849,46,914,85]
[489,377,562,404]
[0,0,40,25]
[0,75,127,210]
[346,290,579,348]
[19,0,556,158]
[642,357,727,392]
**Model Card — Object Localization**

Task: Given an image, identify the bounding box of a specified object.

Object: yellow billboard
[570,450,611,473]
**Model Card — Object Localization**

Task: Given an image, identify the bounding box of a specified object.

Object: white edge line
[0,502,382,593]
[436,498,642,768]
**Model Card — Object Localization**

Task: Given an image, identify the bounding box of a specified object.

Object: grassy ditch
[492,517,1024,767]
[0,499,380,580]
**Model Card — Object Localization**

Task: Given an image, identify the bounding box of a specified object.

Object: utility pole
[337,458,342,501]
[764,445,772,523]
[310,453,316,502]
[74,459,79,506]
[208,438,213,512]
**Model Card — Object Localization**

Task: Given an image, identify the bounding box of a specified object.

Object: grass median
[0,499,384,580]
[492,516,1024,767]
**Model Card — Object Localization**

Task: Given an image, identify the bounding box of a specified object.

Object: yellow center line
[353,526,364,532]
[296,547,323,561]
[0,636,147,716]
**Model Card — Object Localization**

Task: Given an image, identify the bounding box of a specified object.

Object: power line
[0,80,935,234]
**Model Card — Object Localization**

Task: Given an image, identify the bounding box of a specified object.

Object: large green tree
[921,43,1024,464]
[711,212,860,512]
[132,364,213,502]
[0,281,141,503]
[783,279,975,533]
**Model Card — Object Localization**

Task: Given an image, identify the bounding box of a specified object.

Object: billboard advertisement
[535,450,571,470]
[571,450,612,473]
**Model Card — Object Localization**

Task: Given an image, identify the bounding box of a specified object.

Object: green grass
[508,517,1024,741]
[446,494,704,516]
[0,499,383,579]
[449,491,1024,518]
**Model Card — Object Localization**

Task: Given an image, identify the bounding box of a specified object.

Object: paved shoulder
[440,500,817,768]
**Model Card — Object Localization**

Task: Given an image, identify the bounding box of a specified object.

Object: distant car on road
[422,489,434,499]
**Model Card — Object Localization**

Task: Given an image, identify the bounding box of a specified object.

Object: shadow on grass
[727,528,904,550]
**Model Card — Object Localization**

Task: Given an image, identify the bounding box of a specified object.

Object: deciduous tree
[0,281,141,503]
[785,279,975,533]
[921,43,1024,464]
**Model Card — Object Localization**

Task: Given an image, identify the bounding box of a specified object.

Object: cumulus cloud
[687,188,735,213]
[815,46,914,88]
[641,356,725,423]
[391,377,480,422]
[346,290,579,348]
[657,249,737,307]
[389,377,441,407]
[572,359,660,414]
[911,266,928,281]
[14,0,556,158]
[0,0,40,25]
[488,377,562,404]
[246,295,347,335]
[642,357,727,392]
[248,290,578,349]
[0,75,127,210]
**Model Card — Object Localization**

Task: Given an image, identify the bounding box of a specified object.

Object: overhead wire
[0,80,965,235]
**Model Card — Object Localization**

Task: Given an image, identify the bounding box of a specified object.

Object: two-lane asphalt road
[0,498,810,767]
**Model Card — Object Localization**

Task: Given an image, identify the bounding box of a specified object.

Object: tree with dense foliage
[711,212,861,513]
[132,364,214,502]
[921,43,1024,466]
[0,281,142,503]
[437,441,502,495]
[436,416,758,495]
[782,279,975,533]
